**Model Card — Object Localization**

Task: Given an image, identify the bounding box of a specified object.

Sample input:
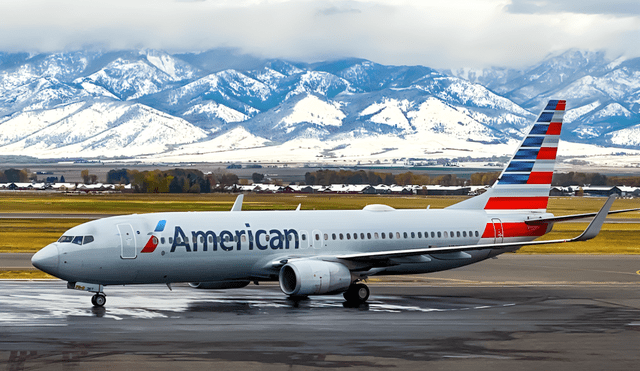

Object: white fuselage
[36,206,551,286]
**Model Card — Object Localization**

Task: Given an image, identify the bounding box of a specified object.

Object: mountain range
[0,48,638,162]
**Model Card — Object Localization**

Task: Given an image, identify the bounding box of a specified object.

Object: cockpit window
[58,235,95,245]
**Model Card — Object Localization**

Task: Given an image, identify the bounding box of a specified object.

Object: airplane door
[491,218,504,243]
[312,229,322,249]
[118,224,137,259]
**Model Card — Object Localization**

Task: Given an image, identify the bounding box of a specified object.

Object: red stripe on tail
[547,122,562,135]
[485,197,549,210]
[537,147,557,160]
[527,172,553,184]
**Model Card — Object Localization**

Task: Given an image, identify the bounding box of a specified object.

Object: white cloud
[0,0,638,68]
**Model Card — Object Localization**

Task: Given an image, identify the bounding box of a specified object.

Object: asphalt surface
[1,255,640,370]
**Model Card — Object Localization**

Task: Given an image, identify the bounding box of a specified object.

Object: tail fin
[448,99,566,212]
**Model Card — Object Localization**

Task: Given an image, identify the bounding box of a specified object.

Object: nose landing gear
[91,293,107,307]
[68,282,107,307]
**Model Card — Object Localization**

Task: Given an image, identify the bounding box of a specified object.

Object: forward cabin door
[491,218,504,244]
[118,224,137,259]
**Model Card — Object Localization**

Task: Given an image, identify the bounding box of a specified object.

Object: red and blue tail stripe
[447,99,566,212]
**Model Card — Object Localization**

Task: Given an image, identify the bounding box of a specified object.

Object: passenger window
[389,233,393,239]
[463,231,467,237]
[58,236,73,243]
[200,236,205,243]
[353,233,357,240]
[161,237,166,244]
[169,237,173,244]
[301,234,307,241]
[265,235,270,241]
[396,232,400,239]
[242,235,247,242]
[348,233,352,240]
[72,236,83,245]
[437,232,442,238]
[431,232,435,238]
[185,237,189,243]
[332,233,336,240]
[83,236,94,244]
[367,233,372,239]
[374,232,379,239]
[417,232,421,238]
[360,233,365,239]
[444,232,448,238]
[209,236,214,243]
[382,233,386,239]
[324,233,328,240]
[410,232,414,238]
[340,233,344,240]
[402,232,407,239]
[456,231,460,238]
[315,234,320,241]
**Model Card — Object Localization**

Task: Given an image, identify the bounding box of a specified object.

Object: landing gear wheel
[92,294,106,307]
[343,283,370,304]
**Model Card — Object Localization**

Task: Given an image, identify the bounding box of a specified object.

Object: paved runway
[1,255,640,370]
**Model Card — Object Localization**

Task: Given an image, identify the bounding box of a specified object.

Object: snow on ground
[279,95,345,128]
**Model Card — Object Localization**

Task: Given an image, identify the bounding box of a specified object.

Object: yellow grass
[0,270,55,279]
[0,219,90,253]
[1,193,639,253]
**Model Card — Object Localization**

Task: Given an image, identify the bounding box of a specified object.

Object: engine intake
[279,260,352,296]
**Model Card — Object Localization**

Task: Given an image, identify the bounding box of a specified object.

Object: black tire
[343,283,370,304]
[93,294,106,307]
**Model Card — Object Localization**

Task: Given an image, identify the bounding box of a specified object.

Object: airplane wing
[525,207,640,225]
[332,195,618,263]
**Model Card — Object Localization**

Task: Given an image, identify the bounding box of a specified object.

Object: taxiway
[1,255,639,370]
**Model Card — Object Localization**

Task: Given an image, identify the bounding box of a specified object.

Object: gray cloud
[506,0,640,16]
[0,0,638,69]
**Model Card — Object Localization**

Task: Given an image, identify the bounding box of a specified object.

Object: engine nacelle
[189,281,250,289]
[279,260,352,296]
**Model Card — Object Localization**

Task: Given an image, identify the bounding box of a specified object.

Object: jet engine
[188,281,250,289]
[279,260,352,296]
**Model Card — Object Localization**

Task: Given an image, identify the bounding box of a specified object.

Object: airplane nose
[32,244,60,275]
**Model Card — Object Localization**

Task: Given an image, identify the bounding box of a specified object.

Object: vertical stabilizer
[448,99,566,212]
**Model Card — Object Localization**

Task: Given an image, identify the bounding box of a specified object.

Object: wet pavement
[1,275,639,370]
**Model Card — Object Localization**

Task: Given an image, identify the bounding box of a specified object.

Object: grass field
[1,192,639,253]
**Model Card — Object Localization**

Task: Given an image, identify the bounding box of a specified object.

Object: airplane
[31,99,639,307]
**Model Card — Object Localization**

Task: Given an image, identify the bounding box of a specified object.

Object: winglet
[296,204,301,211]
[231,194,244,212]
[572,195,616,242]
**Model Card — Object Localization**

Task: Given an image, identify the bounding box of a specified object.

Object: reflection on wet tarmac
[0,283,517,323]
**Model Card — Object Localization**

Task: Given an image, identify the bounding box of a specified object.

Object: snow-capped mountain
[446,49,640,149]
[0,48,639,161]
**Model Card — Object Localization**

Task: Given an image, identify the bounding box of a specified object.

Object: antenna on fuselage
[231,194,244,211]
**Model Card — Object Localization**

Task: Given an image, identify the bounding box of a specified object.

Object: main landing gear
[343,283,370,304]
[91,293,106,307]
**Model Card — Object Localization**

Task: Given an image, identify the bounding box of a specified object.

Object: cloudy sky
[0,0,638,68]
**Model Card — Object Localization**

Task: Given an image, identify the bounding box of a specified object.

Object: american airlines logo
[142,222,302,253]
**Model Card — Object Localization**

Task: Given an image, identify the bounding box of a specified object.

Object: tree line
[305,169,500,186]
[107,168,239,193]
